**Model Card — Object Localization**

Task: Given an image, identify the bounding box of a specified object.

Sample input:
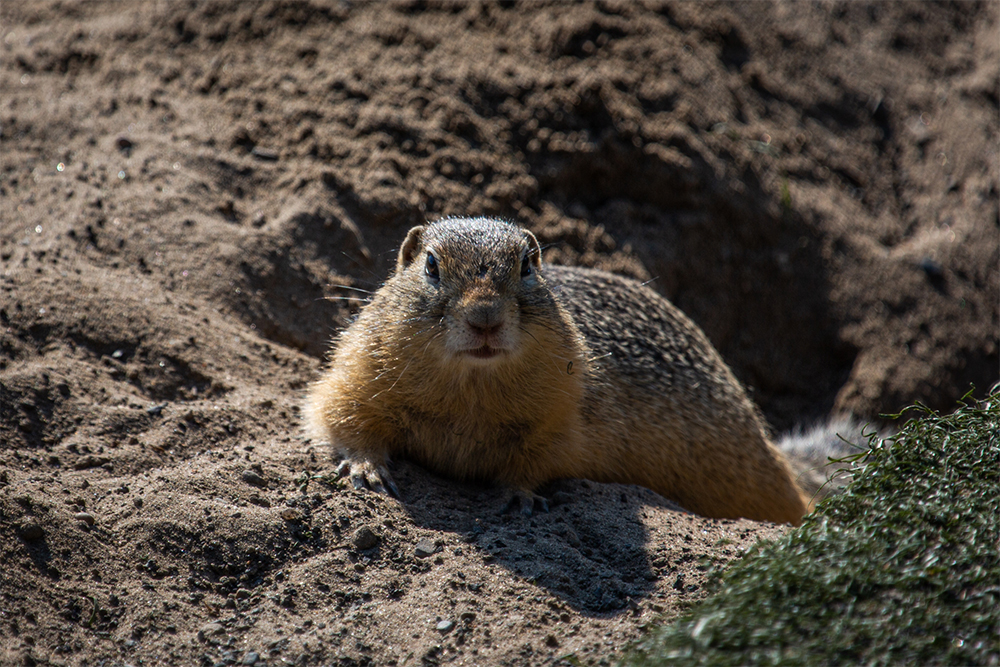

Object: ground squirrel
[305,217,810,525]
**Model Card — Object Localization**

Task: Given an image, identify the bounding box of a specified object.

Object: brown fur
[306,217,809,525]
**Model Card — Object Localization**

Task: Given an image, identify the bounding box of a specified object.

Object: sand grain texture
[1,2,997,665]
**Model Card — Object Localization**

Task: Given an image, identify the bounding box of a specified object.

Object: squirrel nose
[468,320,503,337]
[466,306,504,337]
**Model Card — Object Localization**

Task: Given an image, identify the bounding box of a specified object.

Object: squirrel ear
[523,229,543,268]
[397,225,426,269]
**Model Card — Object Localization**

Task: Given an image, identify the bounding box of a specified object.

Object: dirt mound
[1,2,997,665]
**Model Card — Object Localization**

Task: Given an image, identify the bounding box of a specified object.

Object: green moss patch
[624,389,1000,666]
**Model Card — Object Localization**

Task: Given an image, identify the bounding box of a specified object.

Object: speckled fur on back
[306,217,809,525]
[547,266,808,523]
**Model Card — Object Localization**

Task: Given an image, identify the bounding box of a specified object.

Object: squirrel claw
[505,488,549,516]
[336,458,399,498]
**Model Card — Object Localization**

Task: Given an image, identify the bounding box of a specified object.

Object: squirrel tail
[778,415,890,504]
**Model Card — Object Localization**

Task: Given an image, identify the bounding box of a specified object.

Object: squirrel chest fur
[305,216,808,525]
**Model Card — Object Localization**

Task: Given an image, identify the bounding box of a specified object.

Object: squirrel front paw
[336,456,400,498]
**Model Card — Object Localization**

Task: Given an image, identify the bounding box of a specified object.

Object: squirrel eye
[425,252,439,280]
[520,253,532,278]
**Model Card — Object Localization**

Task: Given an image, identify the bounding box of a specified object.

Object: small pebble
[352,526,379,550]
[414,538,438,558]
[74,455,110,470]
[920,257,944,279]
[280,508,303,522]
[74,512,96,526]
[199,621,224,637]
[251,147,278,161]
[241,469,266,488]
[18,522,44,541]
[549,491,575,506]
[436,619,455,633]
[242,651,259,665]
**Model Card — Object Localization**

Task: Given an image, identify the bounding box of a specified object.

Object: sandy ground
[1,2,997,665]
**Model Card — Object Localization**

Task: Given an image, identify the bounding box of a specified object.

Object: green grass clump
[623,389,1000,666]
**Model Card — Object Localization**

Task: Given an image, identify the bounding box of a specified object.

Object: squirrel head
[388,217,547,365]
